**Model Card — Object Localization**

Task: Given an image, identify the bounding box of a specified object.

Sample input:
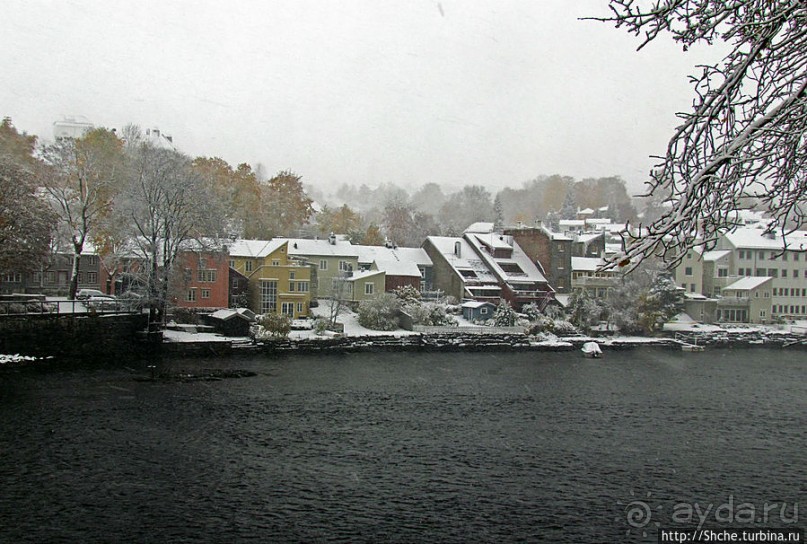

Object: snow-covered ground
[157,303,807,344]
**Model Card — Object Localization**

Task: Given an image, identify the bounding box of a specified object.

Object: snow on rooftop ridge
[464,222,495,234]
[723,276,773,291]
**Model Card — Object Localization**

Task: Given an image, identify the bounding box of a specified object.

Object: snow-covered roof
[559,220,585,228]
[461,301,495,309]
[354,245,432,267]
[464,233,548,284]
[578,208,595,215]
[723,276,773,291]
[373,260,422,277]
[702,250,731,262]
[281,238,359,258]
[426,236,498,284]
[571,257,605,272]
[722,227,807,251]
[464,222,495,234]
[344,270,384,282]
[576,232,603,244]
[209,308,254,321]
[229,239,286,258]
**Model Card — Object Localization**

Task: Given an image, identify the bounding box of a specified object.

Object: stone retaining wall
[0,314,150,360]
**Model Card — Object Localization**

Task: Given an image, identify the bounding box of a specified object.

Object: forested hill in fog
[309,174,638,245]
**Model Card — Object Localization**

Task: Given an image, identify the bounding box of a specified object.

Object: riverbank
[158,326,807,358]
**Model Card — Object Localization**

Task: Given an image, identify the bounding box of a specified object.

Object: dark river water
[0,348,804,543]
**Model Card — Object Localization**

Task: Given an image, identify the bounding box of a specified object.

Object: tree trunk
[68,241,83,300]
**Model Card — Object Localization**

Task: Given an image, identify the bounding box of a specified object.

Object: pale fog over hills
[1,1,727,203]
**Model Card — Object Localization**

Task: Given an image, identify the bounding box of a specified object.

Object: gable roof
[354,245,432,267]
[425,236,498,284]
[344,270,385,282]
[723,276,773,291]
[228,239,286,258]
[723,227,807,251]
[373,259,422,277]
[281,238,359,258]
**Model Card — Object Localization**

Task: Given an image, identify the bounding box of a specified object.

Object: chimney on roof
[534,219,542,229]
[454,241,461,258]
[384,237,394,249]
[328,232,336,245]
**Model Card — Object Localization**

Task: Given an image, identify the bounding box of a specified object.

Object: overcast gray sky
[2,0,722,195]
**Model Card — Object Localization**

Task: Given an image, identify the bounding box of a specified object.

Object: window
[281,302,294,316]
[201,289,210,299]
[289,271,296,280]
[781,269,788,278]
[746,268,752,276]
[245,260,253,273]
[289,280,295,292]
[298,282,309,292]
[46,271,56,284]
[717,268,728,277]
[3,273,22,283]
[770,252,778,260]
[755,268,765,276]
[272,260,280,266]
[320,260,328,270]
[738,250,745,259]
[339,261,351,272]
[793,253,799,262]
[738,268,745,276]
[87,272,97,284]
[297,303,304,314]
[480,307,488,315]
[768,269,778,278]
[229,260,235,269]
[782,252,788,261]
[364,282,374,295]
[685,267,693,276]
[260,280,277,314]
[232,279,239,290]
[186,289,197,302]
[758,251,765,259]
[760,310,766,318]
[197,269,217,282]
[690,283,696,293]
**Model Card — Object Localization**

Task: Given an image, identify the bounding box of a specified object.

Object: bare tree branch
[589,0,806,270]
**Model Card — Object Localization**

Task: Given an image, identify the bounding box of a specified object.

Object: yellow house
[228,239,312,318]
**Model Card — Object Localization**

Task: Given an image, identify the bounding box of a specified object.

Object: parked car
[117,291,145,310]
[77,289,105,300]
[86,295,117,310]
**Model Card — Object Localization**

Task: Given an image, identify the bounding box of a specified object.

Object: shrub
[404,301,456,326]
[493,299,517,327]
[254,313,292,340]
[357,293,401,331]
[313,317,329,335]
[521,303,542,322]
[393,285,421,304]
[551,320,578,336]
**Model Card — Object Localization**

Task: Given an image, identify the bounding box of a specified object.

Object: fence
[0,298,142,317]
[412,325,526,335]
